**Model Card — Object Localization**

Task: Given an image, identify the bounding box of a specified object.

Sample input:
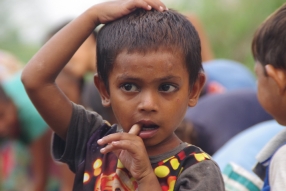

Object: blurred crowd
[0,6,285,191]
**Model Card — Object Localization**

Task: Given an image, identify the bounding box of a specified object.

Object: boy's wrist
[83,5,101,27]
[137,170,161,190]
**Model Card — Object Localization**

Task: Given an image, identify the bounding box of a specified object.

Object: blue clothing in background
[2,72,48,144]
[185,89,273,155]
[213,120,284,174]
[202,59,256,94]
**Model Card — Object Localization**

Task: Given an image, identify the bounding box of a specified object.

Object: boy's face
[0,100,20,138]
[96,50,205,155]
[255,62,286,125]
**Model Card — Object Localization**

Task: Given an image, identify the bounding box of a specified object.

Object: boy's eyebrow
[116,74,182,82]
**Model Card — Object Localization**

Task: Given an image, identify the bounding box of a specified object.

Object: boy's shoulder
[151,143,211,176]
[150,144,223,190]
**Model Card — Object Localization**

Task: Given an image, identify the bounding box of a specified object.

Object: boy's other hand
[88,0,167,24]
[97,124,154,181]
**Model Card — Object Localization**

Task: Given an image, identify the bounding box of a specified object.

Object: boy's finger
[128,124,141,135]
[125,0,151,11]
[126,0,167,12]
[145,0,167,11]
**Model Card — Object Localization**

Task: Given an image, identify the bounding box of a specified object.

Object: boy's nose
[137,91,158,112]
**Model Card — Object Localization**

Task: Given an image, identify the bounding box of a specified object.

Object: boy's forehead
[109,49,189,80]
[114,49,186,66]
[107,49,189,82]
[116,47,185,62]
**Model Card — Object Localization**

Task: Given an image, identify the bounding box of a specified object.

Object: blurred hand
[87,0,167,25]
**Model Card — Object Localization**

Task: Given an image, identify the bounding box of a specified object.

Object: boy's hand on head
[89,0,167,24]
[97,124,154,181]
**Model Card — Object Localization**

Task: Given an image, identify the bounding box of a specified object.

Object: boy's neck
[145,134,182,156]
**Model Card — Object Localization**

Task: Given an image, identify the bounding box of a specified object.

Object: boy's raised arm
[21,0,167,140]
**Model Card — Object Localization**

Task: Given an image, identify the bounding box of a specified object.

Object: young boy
[251,3,286,191]
[21,0,224,190]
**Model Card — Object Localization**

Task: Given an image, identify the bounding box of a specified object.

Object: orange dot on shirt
[154,165,170,178]
[168,176,177,191]
[94,167,102,176]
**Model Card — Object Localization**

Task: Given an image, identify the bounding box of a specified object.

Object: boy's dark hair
[252,3,286,73]
[97,9,202,89]
[0,84,10,102]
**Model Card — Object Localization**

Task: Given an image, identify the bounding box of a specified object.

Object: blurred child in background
[0,50,50,191]
[251,3,286,190]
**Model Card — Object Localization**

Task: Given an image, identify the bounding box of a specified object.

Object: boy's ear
[188,72,206,107]
[265,65,286,94]
[93,74,111,107]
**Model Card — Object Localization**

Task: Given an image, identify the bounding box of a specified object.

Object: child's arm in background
[21,0,167,140]
[29,130,51,191]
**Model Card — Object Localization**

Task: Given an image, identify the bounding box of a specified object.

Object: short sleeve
[269,144,286,191]
[52,103,105,172]
[2,72,48,144]
[175,160,224,191]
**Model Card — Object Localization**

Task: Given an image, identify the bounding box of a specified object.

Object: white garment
[269,144,286,191]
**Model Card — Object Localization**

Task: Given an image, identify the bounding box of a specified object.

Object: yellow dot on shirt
[194,153,206,162]
[93,159,102,169]
[83,173,90,183]
[163,156,175,163]
[154,165,170,178]
[170,158,180,170]
[117,160,124,168]
[203,152,210,159]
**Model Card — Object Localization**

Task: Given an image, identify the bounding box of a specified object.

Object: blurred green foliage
[0,0,40,64]
[0,0,285,69]
[168,0,285,70]
[0,33,39,65]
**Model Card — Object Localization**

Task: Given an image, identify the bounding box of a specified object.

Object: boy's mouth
[136,120,159,139]
[141,124,159,131]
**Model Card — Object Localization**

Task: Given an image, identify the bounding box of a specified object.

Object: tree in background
[0,0,285,69]
[168,0,285,70]
[0,0,48,63]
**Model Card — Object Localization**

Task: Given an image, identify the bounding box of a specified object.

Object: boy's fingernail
[165,7,169,11]
[159,6,164,11]
[100,148,105,152]
[97,139,103,143]
[147,5,152,10]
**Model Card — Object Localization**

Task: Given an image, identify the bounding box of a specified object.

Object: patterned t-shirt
[52,103,224,191]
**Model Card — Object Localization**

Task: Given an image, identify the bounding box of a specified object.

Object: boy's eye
[121,83,139,92]
[159,84,177,92]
